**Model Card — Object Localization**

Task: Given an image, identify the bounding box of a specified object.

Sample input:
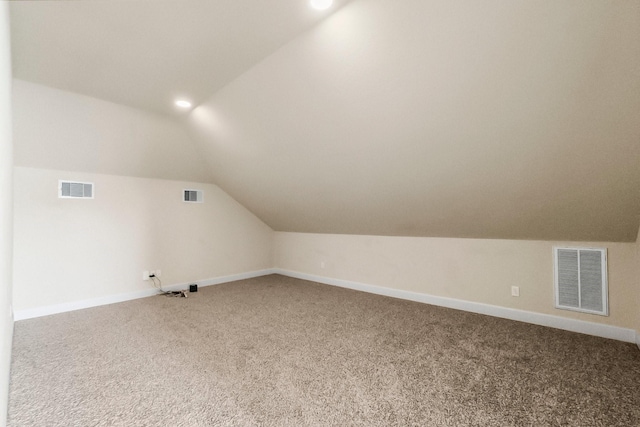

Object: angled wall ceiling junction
[10,0,640,242]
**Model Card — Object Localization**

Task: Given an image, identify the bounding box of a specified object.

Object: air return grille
[554,247,608,316]
[183,189,203,203]
[59,181,94,199]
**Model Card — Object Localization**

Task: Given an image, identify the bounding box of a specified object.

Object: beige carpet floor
[8,274,640,426]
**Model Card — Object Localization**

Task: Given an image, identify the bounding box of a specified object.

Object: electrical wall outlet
[511,286,520,297]
[144,270,161,280]
[320,261,325,269]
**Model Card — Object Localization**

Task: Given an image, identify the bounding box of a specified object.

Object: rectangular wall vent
[183,189,203,203]
[554,247,608,316]
[59,180,94,199]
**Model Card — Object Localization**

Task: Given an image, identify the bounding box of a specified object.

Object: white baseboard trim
[14,268,276,321]
[273,268,637,344]
[162,268,277,292]
[14,268,639,346]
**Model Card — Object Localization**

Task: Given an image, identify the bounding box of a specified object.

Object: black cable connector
[149,274,156,278]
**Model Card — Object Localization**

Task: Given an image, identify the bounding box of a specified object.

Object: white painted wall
[13,167,273,313]
[0,3,12,426]
[274,232,638,331]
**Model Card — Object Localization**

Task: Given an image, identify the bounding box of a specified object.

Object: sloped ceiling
[10,0,350,115]
[10,0,640,242]
[12,79,214,184]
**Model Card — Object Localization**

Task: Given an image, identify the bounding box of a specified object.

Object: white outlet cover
[143,271,150,280]
[511,286,520,297]
[156,270,162,277]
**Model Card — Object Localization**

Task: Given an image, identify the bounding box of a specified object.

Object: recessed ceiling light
[175,100,192,109]
[310,0,333,11]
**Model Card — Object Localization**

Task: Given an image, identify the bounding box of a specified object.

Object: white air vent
[183,189,203,203]
[554,247,608,316]
[59,180,94,199]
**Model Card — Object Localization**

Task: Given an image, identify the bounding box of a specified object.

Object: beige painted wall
[636,226,640,343]
[12,79,213,183]
[187,0,640,243]
[0,3,12,425]
[274,232,638,330]
[13,167,273,312]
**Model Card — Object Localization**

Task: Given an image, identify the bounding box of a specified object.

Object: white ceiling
[10,0,640,242]
[10,0,350,115]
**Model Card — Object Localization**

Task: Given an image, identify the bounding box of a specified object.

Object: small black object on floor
[190,284,198,293]
[163,290,187,298]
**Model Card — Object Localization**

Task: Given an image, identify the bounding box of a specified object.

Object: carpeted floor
[8,274,640,426]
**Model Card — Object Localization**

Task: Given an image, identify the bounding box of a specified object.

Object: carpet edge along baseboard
[14,268,638,346]
[274,269,637,345]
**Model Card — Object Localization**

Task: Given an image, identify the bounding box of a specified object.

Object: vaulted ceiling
[9,0,640,242]
[10,0,350,115]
